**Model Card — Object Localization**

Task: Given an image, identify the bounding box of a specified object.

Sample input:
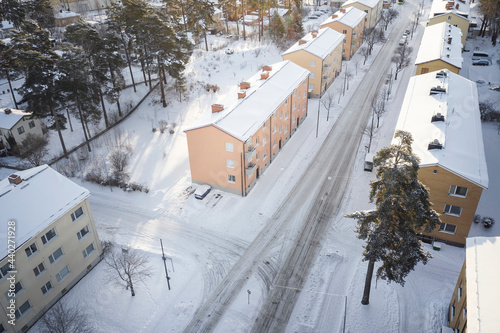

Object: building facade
[185,61,309,196]
[341,0,383,30]
[50,0,110,14]
[282,28,344,97]
[0,165,103,333]
[415,23,463,75]
[428,0,470,45]
[0,109,43,154]
[394,70,488,247]
[320,7,366,60]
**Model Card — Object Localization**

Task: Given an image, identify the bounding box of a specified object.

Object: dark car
[472,59,490,66]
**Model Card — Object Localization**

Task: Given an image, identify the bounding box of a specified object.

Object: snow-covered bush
[473,214,481,224]
[482,216,495,228]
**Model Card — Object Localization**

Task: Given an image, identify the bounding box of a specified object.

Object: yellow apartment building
[0,165,103,333]
[282,28,344,97]
[342,0,383,30]
[320,7,366,60]
[394,69,488,247]
[185,61,310,196]
[448,237,500,332]
[428,0,470,45]
[415,23,463,75]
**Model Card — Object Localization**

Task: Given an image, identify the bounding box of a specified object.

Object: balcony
[246,162,257,175]
[322,75,329,82]
[245,145,256,159]
[323,63,330,69]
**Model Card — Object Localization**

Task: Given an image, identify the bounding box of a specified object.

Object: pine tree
[346,130,440,305]
[26,0,55,30]
[268,11,285,44]
[184,0,215,51]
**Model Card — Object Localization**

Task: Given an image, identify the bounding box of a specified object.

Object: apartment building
[185,60,310,196]
[394,69,488,247]
[0,165,103,333]
[50,0,110,14]
[320,7,366,60]
[341,0,383,30]
[428,0,470,45]
[0,108,43,154]
[282,28,344,97]
[448,236,500,332]
[415,23,463,75]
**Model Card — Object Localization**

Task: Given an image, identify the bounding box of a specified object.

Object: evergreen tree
[26,0,55,30]
[268,11,285,44]
[346,130,440,305]
[185,0,215,51]
[0,0,26,28]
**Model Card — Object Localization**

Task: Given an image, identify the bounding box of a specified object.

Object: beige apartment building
[0,109,43,154]
[185,60,309,196]
[415,22,463,75]
[448,237,500,332]
[342,0,383,30]
[0,165,102,333]
[282,28,344,97]
[320,7,366,60]
[428,0,470,45]
[394,69,488,247]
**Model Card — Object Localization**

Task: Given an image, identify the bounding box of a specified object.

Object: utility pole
[316,98,320,138]
[160,239,171,290]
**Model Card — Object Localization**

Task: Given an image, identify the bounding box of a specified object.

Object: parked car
[194,185,212,199]
[472,59,490,66]
[398,36,407,46]
[472,51,489,60]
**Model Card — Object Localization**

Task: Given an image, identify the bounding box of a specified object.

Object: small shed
[364,153,375,171]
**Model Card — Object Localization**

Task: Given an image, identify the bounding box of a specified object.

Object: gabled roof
[394,70,488,188]
[321,6,367,29]
[282,27,344,59]
[0,108,31,130]
[415,23,463,69]
[342,0,381,9]
[0,165,90,260]
[430,0,470,20]
[466,237,500,333]
[184,60,310,141]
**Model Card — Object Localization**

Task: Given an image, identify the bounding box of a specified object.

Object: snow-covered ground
[1,0,498,332]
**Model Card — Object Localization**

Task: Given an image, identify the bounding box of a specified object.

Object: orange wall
[449,260,467,331]
[321,18,365,59]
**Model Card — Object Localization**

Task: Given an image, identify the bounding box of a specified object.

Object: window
[33,262,46,277]
[82,243,95,258]
[293,90,296,96]
[226,159,235,168]
[310,60,316,67]
[462,308,466,320]
[29,121,35,129]
[256,153,259,161]
[449,185,468,197]
[285,125,288,133]
[273,112,277,118]
[41,228,57,244]
[263,122,267,130]
[439,223,457,234]
[285,112,288,120]
[309,84,315,91]
[41,280,53,295]
[303,105,306,111]
[451,304,456,317]
[444,204,462,217]
[303,92,306,99]
[255,137,259,145]
[273,125,276,134]
[285,99,288,106]
[17,126,25,135]
[5,281,23,299]
[458,285,462,300]
[310,72,316,79]
[293,103,296,111]
[225,142,234,152]
[448,15,452,20]
[263,151,267,161]
[228,175,235,183]
[342,29,347,34]
[49,247,64,264]
[71,207,84,221]
[15,300,31,319]
[56,265,70,283]
[273,139,277,147]
[25,242,38,258]
[77,225,90,240]
[263,136,267,145]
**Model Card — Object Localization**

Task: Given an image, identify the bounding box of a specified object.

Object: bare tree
[373,93,387,128]
[321,90,335,121]
[20,133,49,166]
[381,9,399,30]
[40,301,93,333]
[106,247,152,296]
[353,58,360,75]
[364,105,377,153]
[360,46,370,65]
[392,45,413,80]
[364,27,384,55]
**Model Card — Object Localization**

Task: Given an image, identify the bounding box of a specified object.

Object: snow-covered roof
[54,11,81,19]
[342,0,380,9]
[185,60,309,141]
[415,23,463,69]
[0,108,32,130]
[0,165,90,260]
[1,21,14,30]
[466,236,500,333]
[270,8,289,17]
[430,0,470,20]
[321,6,366,28]
[394,70,488,188]
[282,27,344,59]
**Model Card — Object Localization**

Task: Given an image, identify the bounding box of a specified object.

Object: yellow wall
[342,0,382,30]
[449,260,467,332]
[0,198,102,333]
[321,17,365,59]
[416,60,460,75]
[419,166,484,246]
[429,14,469,46]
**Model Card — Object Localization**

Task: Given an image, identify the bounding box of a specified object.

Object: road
[182,3,418,332]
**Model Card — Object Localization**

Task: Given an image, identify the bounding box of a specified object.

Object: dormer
[428,139,443,150]
[431,113,445,122]
[430,86,446,95]
[436,70,447,78]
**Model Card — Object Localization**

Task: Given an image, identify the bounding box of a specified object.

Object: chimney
[340,8,346,13]
[240,81,251,89]
[211,104,224,113]
[455,3,459,9]
[311,30,318,38]
[331,14,338,19]
[8,174,22,185]
[260,71,269,80]
[262,65,273,72]
[298,39,307,45]
[238,90,246,99]
[4,108,12,114]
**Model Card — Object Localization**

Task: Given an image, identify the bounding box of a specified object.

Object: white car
[194,185,212,200]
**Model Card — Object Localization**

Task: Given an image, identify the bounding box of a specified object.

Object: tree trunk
[99,90,109,128]
[158,56,166,107]
[361,259,375,305]
[242,0,246,40]
[121,31,136,93]
[76,98,91,152]
[204,30,209,51]
[138,44,148,86]
[5,70,17,109]
[144,45,152,90]
[108,62,122,117]
[129,278,135,296]
[51,106,68,158]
